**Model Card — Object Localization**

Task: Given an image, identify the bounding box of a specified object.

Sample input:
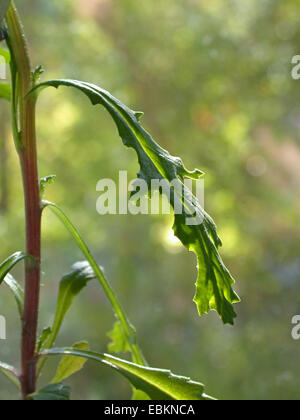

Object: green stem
[42,203,145,367]
[6,2,41,399]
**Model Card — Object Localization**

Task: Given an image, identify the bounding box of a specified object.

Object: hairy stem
[6,2,41,399]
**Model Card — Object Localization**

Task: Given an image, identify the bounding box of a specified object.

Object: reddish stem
[19,100,41,398]
[6,3,41,399]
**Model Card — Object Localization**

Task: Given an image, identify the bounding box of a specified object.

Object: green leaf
[0,0,10,22]
[31,64,44,86]
[31,80,240,324]
[37,262,95,376]
[42,202,145,366]
[41,348,215,401]
[40,174,56,199]
[3,274,23,317]
[0,253,33,318]
[0,83,11,100]
[42,262,95,352]
[107,321,145,400]
[31,384,70,401]
[0,252,31,284]
[132,389,151,400]
[36,327,52,354]
[0,47,10,67]
[51,341,89,384]
[107,321,131,354]
[0,361,20,390]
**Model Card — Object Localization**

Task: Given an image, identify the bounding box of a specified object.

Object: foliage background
[1,0,300,400]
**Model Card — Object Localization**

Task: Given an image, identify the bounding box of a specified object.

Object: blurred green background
[1,0,300,400]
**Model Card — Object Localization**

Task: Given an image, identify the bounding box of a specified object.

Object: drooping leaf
[0,0,10,22]
[3,274,23,317]
[0,83,11,100]
[107,321,131,354]
[0,361,20,390]
[51,341,89,384]
[31,384,70,401]
[31,80,240,324]
[42,202,145,366]
[41,348,215,401]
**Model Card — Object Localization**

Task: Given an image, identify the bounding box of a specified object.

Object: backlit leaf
[51,341,89,384]
[41,347,215,401]
[31,80,240,324]
[0,83,11,100]
[107,321,131,354]
[42,262,95,351]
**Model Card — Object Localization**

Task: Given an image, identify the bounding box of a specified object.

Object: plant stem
[6,2,41,399]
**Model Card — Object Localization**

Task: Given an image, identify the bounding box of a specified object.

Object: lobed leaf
[41,348,215,401]
[31,80,240,324]
[107,320,131,355]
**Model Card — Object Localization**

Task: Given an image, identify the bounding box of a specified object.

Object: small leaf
[107,321,131,354]
[36,327,52,354]
[37,262,96,377]
[40,174,56,199]
[31,384,70,401]
[51,341,89,384]
[44,262,95,351]
[41,348,215,401]
[0,361,20,390]
[31,65,44,86]
[107,321,146,400]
